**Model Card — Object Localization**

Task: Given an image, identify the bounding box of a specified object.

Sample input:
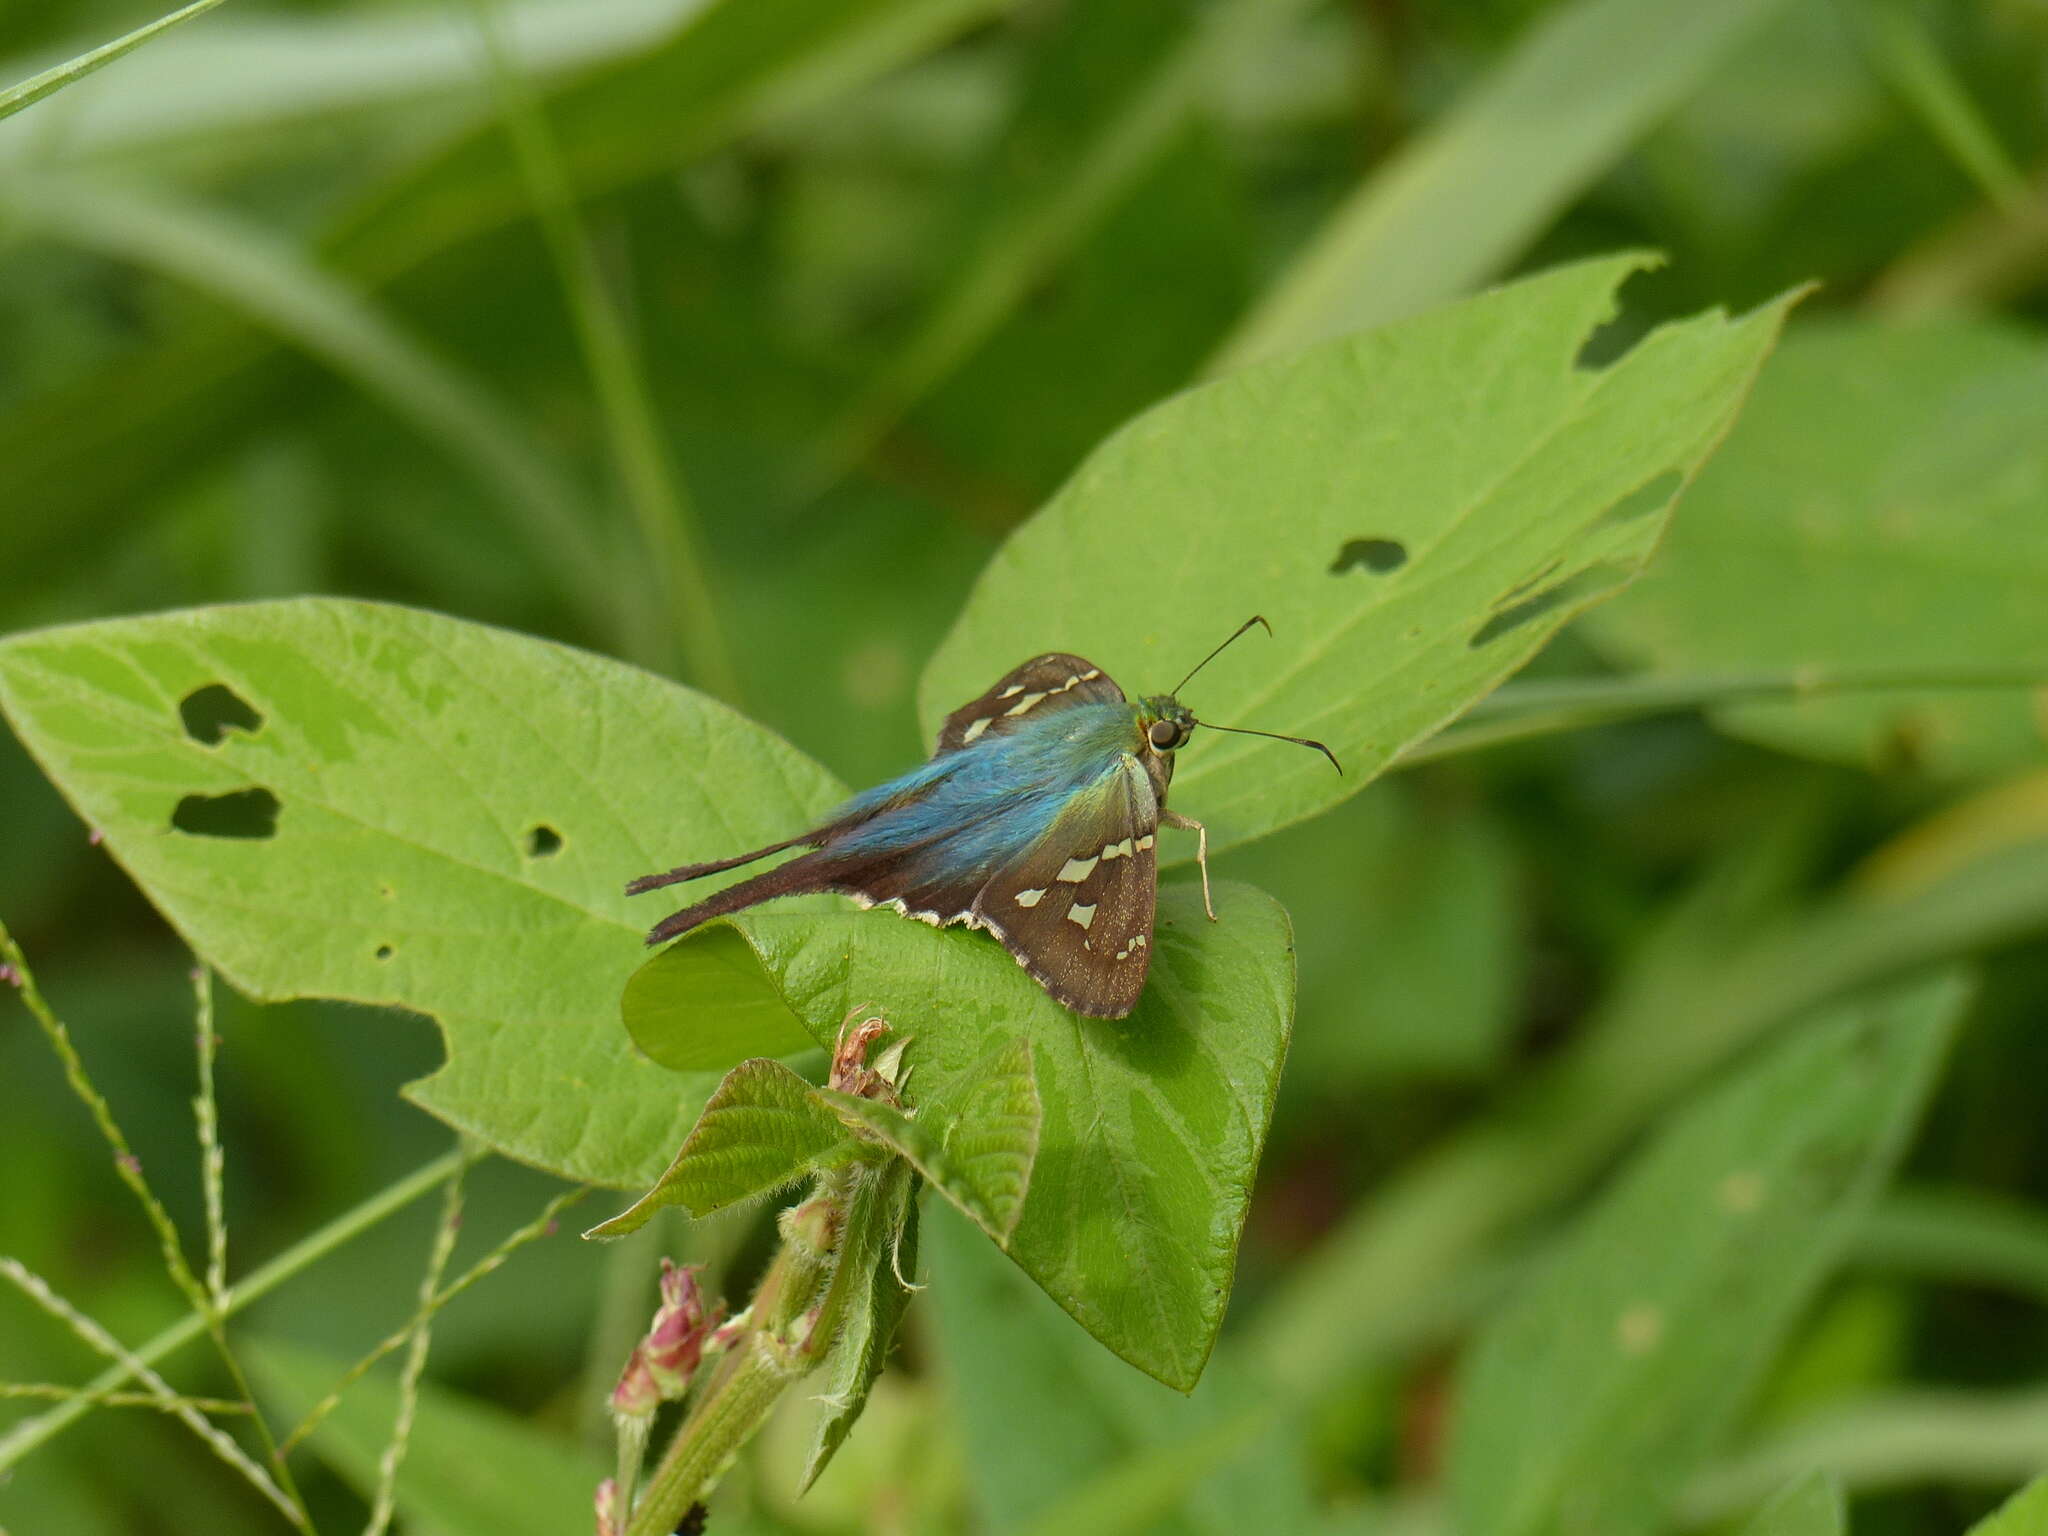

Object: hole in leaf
[375,944,394,961]
[1468,566,1628,649]
[526,824,563,858]
[1601,469,1683,527]
[1329,538,1408,575]
[1495,558,1562,609]
[170,787,279,840]
[1572,266,1662,371]
[179,684,263,746]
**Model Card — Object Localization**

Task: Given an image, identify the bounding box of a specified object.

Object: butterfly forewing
[936,652,1126,754]
[974,753,1158,1018]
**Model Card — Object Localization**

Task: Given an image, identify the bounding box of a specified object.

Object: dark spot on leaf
[1601,469,1683,527]
[526,824,563,858]
[378,883,395,900]
[1329,537,1408,575]
[179,684,263,746]
[375,945,394,961]
[171,787,279,840]
[1468,566,1629,649]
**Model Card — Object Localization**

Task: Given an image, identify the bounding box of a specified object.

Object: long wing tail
[625,832,817,896]
[642,848,848,946]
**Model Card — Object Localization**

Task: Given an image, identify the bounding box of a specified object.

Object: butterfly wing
[972,752,1159,1018]
[936,653,1125,754]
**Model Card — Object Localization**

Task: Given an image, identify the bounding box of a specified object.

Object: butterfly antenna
[1192,719,1344,775]
[1170,614,1272,696]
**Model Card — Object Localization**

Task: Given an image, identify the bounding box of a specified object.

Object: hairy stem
[622,1169,866,1536]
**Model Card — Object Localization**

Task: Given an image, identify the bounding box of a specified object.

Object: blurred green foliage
[3,0,2047,1533]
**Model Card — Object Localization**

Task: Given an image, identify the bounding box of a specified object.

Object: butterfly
[628,617,1339,1019]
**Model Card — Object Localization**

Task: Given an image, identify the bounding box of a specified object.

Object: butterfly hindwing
[973,753,1158,1018]
[936,652,1126,754]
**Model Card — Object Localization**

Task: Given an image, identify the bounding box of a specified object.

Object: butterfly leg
[1159,808,1216,921]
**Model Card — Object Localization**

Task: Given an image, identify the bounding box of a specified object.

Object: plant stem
[364,1147,472,1536]
[462,0,741,699]
[0,1151,464,1471]
[621,1171,863,1536]
[0,0,224,124]
[1859,0,2031,216]
[0,924,314,1526]
[623,1337,801,1536]
[1406,662,2048,764]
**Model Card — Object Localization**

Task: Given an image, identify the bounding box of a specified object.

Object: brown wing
[936,653,1125,754]
[971,753,1158,1018]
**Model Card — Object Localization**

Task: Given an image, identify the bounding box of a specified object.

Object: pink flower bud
[611,1260,723,1414]
[644,1260,719,1397]
[594,1476,620,1536]
[610,1348,661,1418]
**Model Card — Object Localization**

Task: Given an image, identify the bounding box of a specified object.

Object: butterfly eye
[1148,720,1182,750]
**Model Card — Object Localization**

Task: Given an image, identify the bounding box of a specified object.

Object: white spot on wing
[1135,834,1155,851]
[961,717,992,744]
[1004,691,1046,716]
[1068,902,1097,930]
[1058,855,1098,883]
[998,684,1025,698]
[1014,888,1046,908]
[1100,838,1133,862]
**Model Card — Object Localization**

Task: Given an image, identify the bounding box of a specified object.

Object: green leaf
[1687,1393,2048,1522]
[0,0,224,126]
[820,1035,1041,1246]
[623,924,818,1071]
[245,1335,604,1536]
[1447,971,1964,1536]
[641,880,1294,1389]
[802,1159,920,1491]
[0,0,702,160]
[921,254,1795,861]
[1246,785,2048,1403]
[1208,0,1798,368]
[1218,784,1520,1084]
[924,1199,1313,1536]
[0,598,846,1188]
[1586,316,2048,778]
[1970,1475,2048,1536]
[586,1058,856,1237]
[1738,1473,1845,1536]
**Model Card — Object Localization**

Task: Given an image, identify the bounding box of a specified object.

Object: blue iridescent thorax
[828,698,1168,886]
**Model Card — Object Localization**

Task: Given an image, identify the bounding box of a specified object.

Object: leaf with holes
[585,1058,861,1238]
[920,252,1796,859]
[1584,317,2048,779]
[624,881,1292,1388]
[0,598,847,1188]
[820,1035,1040,1246]
[1448,971,1963,1536]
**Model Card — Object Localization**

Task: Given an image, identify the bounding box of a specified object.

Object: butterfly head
[1150,616,1346,776]
[1139,695,1198,755]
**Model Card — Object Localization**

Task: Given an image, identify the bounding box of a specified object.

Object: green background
[3,1,2047,1533]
